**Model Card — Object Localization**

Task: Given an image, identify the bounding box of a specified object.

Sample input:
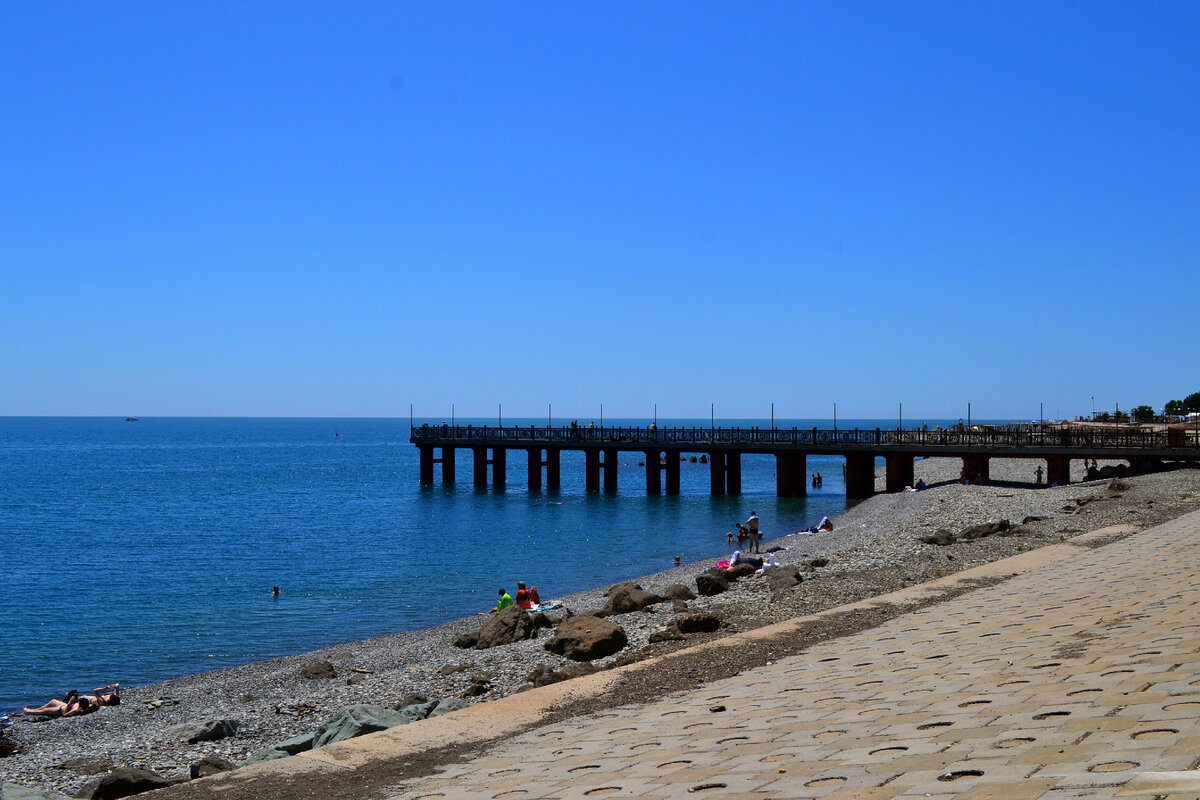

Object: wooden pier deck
[410,424,1200,498]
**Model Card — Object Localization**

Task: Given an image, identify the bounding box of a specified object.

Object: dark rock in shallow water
[544,615,628,661]
[299,660,336,680]
[476,605,534,649]
[166,719,239,743]
[695,572,730,596]
[190,755,237,779]
[80,766,180,799]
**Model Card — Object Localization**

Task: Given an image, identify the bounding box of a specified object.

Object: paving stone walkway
[379,511,1200,799]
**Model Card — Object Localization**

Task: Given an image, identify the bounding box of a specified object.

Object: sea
[0,415,972,712]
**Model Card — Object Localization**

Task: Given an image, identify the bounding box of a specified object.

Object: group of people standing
[810,473,824,488]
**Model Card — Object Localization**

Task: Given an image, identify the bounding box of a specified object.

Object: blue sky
[2,2,1196,420]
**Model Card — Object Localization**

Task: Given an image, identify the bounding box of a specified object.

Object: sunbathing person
[22,683,119,717]
[514,581,534,609]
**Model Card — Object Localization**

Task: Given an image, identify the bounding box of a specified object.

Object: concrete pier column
[726,451,742,495]
[473,447,488,488]
[442,447,455,484]
[885,454,915,493]
[709,452,726,496]
[1126,456,1157,473]
[492,447,506,489]
[665,452,681,495]
[1046,456,1070,486]
[845,453,876,499]
[585,450,601,492]
[527,448,542,491]
[962,454,991,484]
[775,452,807,497]
[546,448,561,491]
[645,451,662,494]
[603,448,619,492]
[419,445,434,485]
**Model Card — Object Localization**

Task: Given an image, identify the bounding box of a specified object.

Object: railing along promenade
[410,424,1200,498]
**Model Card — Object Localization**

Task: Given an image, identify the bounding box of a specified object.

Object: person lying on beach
[22,684,118,718]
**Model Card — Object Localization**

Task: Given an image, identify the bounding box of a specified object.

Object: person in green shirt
[493,588,514,613]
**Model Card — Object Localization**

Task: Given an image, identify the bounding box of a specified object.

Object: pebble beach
[4,456,1200,796]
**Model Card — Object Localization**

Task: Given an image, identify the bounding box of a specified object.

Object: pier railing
[410,424,1200,451]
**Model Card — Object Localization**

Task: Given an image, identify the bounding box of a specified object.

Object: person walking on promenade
[1035,465,1044,485]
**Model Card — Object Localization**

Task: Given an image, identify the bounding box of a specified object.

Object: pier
[410,424,1200,499]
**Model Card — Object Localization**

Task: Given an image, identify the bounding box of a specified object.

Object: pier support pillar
[665,452,680,495]
[473,447,488,488]
[1046,456,1070,486]
[644,451,662,494]
[603,448,619,492]
[527,448,542,491]
[845,453,876,499]
[885,454,914,493]
[726,451,742,495]
[493,448,506,489]
[775,452,807,497]
[442,447,455,484]
[585,450,600,492]
[546,448,561,491]
[419,445,434,485]
[709,452,726,496]
[962,454,990,484]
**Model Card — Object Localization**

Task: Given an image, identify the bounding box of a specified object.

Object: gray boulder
[79,766,179,800]
[2,784,72,800]
[475,605,534,649]
[428,697,469,717]
[166,719,239,743]
[544,615,628,661]
[311,704,414,749]
[695,572,730,596]
[451,631,478,649]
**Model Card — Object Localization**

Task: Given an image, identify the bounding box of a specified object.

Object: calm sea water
[0,416,964,711]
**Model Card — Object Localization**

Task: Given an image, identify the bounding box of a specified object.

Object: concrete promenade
[184,510,1200,799]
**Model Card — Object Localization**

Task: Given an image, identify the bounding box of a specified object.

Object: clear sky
[2,2,1196,421]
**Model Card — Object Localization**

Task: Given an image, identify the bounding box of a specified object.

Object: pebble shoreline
[4,457,1200,796]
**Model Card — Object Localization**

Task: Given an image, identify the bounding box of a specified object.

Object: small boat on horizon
[125,417,139,422]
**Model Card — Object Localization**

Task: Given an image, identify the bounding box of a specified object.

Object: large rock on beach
[663,583,696,601]
[311,704,414,749]
[921,529,957,546]
[451,632,478,649]
[958,519,1012,541]
[79,766,179,800]
[599,582,666,615]
[695,572,730,596]
[166,719,239,743]
[476,604,534,649]
[674,613,722,634]
[299,660,337,680]
[189,755,237,779]
[544,615,628,661]
[725,562,758,580]
[764,567,803,593]
[2,784,71,800]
